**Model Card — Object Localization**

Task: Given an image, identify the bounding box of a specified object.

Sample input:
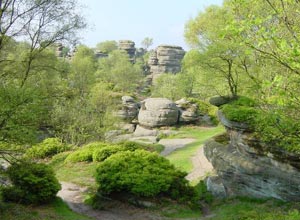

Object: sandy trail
[185,147,214,181]
[57,182,163,220]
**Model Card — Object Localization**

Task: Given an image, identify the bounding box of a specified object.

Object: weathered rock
[204,129,300,201]
[148,45,185,76]
[206,175,227,198]
[175,98,199,123]
[134,125,159,137]
[129,136,158,144]
[209,96,233,107]
[138,98,179,128]
[119,40,136,63]
[116,96,140,122]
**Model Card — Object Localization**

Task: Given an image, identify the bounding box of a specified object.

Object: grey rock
[204,132,300,201]
[206,175,227,198]
[175,98,199,123]
[138,98,179,128]
[134,125,159,137]
[119,40,136,63]
[148,45,185,76]
[117,96,140,122]
[209,96,233,107]
[129,136,158,144]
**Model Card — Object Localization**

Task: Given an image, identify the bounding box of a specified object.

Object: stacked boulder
[148,45,185,76]
[118,40,136,63]
[175,98,199,123]
[138,98,179,128]
[117,96,139,122]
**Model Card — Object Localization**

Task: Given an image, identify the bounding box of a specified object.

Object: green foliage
[187,98,219,124]
[221,97,258,123]
[92,145,124,162]
[96,40,118,54]
[97,50,142,93]
[151,73,195,100]
[2,162,61,204]
[25,138,71,159]
[64,142,110,163]
[95,150,196,203]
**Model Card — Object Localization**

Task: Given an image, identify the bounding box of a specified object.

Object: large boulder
[119,40,136,63]
[204,113,300,201]
[148,45,185,76]
[138,98,179,128]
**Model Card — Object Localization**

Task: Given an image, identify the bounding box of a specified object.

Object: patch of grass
[210,198,300,220]
[51,157,97,187]
[0,198,91,220]
[166,126,225,172]
[160,202,201,219]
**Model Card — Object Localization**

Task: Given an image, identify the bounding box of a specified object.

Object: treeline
[178,0,300,152]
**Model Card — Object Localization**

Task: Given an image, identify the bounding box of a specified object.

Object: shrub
[95,150,196,203]
[92,145,123,162]
[25,138,71,159]
[188,98,219,125]
[221,96,258,124]
[2,162,61,204]
[64,142,110,163]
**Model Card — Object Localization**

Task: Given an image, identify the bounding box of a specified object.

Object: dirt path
[185,147,214,181]
[57,182,164,220]
[159,138,195,156]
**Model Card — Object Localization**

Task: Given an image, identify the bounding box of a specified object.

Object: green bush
[95,150,196,203]
[64,142,111,163]
[2,162,61,204]
[221,96,258,124]
[221,104,258,123]
[92,145,123,162]
[188,98,219,125]
[25,138,71,159]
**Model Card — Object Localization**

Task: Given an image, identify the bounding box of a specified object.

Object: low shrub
[1,162,61,204]
[64,142,110,163]
[188,98,219,125]
[25,138,71,159]
[221,96,258,124]
[92,145,123,162]
[95,150,197,204]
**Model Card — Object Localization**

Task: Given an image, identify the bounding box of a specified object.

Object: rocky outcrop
[118,40,136,63]
[204,113,300,201]
[138,98,179,128]
[175,98,199,123]
[116,96,140,122]
[148,45,185,76]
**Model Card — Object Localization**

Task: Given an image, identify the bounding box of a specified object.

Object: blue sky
[78,0,223,50]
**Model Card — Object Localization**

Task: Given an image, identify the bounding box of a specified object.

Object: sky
[78,0,223,50]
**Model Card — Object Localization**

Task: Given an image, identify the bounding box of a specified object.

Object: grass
[210,197,300,220]
[0,198,91,220]
[166,125,225,172]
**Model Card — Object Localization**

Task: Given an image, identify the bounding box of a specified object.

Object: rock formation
[118,40,136,63]
[204,110,300,201]
[116,96,140,122]
[148,45,185,76]
[138,98,179,128]
[175,98,199,123]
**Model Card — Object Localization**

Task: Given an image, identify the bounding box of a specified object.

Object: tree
[97,50,143,93]
[0,0,85,152]
[141,37,153,51]
[96,40,118,54]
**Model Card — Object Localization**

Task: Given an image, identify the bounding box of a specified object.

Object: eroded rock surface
[204,114,300,201]
[138,98,179,128]
[148,45,185,76]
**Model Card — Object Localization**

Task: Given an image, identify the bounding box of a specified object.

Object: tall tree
[141,37,153,51]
